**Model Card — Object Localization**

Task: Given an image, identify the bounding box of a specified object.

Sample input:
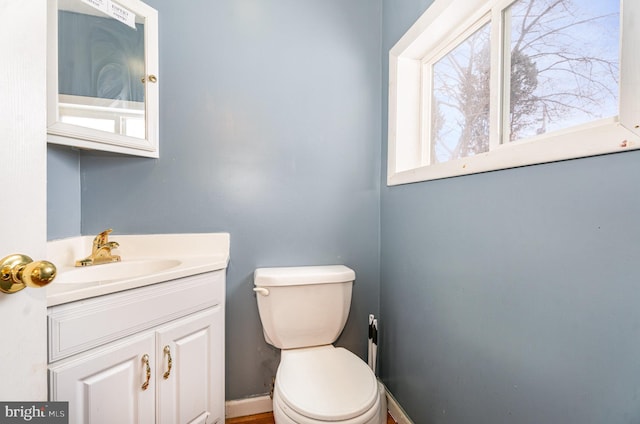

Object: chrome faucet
[75,229,121,267]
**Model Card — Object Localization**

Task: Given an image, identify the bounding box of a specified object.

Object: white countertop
[46,233,229,306]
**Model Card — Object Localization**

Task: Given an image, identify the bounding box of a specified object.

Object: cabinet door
[49,333,156,424]
[156,307,224,424]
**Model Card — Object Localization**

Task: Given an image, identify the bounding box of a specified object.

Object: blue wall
[48,0,382,400]
[48,145,81,240]
[380,0,640,423]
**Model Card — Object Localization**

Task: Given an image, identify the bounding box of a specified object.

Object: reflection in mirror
[47,0,158,158]
[58,0,146,139]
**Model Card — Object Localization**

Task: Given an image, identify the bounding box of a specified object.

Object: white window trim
[387,0,640,186]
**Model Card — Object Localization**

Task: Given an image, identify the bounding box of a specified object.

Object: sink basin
[46,233,230,306]
[55,259,182,284]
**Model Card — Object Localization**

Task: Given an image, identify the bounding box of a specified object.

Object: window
[431,21,492,164]
[387,0,640,185]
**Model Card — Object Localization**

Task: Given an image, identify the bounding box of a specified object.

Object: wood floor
[226,411,397,424]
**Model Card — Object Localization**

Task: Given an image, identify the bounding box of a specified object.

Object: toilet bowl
[254,266,386,424]
[273,346,383,424]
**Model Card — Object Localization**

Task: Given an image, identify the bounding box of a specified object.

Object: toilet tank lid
[254,265,355,287]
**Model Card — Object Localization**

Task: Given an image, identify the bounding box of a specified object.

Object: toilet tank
[254,265,355,349]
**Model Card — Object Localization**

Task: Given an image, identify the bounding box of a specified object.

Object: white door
[0,0,49,399]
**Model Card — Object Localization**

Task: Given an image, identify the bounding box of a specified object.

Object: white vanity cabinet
[48,271,225,424]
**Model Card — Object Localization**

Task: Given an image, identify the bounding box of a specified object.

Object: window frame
[387,0,640,185]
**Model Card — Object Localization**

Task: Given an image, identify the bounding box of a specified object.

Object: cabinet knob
[141,75,157,84]
[0,254,57,294]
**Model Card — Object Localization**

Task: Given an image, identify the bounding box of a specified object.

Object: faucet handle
[94,229,114,244]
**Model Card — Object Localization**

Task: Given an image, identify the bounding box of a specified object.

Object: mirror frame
[47,0,159,157]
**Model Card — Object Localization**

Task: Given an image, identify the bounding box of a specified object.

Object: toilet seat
[276,345,379,422]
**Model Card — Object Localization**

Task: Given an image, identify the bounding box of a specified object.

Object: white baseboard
[225,395,273,419]
[384,385,414,424]
[225,383,413,424]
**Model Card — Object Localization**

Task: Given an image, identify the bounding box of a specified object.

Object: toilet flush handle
[253,287,270,296]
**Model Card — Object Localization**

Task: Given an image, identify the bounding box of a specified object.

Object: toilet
[254,265,386,424]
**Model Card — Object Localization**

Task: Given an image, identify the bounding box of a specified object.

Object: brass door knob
[0,254,57,294]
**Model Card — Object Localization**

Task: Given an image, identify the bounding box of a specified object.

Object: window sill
[387,119,640,185]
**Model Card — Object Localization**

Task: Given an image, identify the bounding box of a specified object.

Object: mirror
[47,0,159,157]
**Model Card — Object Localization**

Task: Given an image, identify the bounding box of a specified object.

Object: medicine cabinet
[47,0,159,157]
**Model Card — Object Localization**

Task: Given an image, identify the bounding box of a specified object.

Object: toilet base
[273,381,387,424]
